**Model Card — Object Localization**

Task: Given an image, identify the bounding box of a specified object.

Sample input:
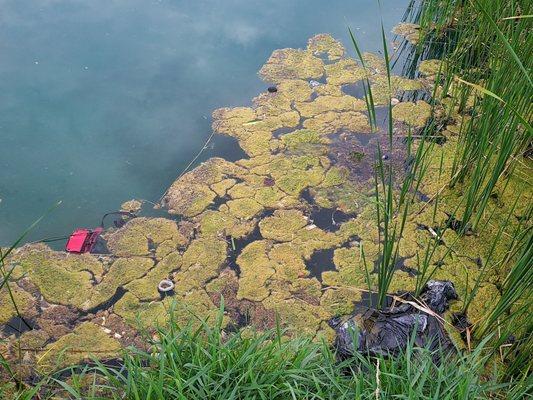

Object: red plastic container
[65,227,103,253]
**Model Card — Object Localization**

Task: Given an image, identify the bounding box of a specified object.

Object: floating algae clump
[280,129,330,153]
[120,199,142,214]
[303,111,371,134]
[196,209,256,238]
[320,287,362,315]
[392,22,420,44]
[419,59,446,77]
[89,257,154,307]
[0,285,34,324]
[259,48,324,83]
[38,322,121,373]
[247,154,328,197]
[262,296,329,336]
[307,33,345,61]
[10,246,103,309]
[105,217,187,258]
[7,33,521,372]
[259,209,309,241]
[321,246,373,287]
[221,198,264,220]
[392,100,432,127]
[237,240,276,301]
[295,95,366,118]
[163,158,247,217]
[126,252,182,301]
[324,58,366,86]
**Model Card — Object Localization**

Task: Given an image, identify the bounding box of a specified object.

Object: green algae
[295,95,366,118]
[259,48,324,83]
[466,283,501,327]
[197,209,256,239]
[90,257,154,306]
[369,75,423,105]
[211,178,236,197]
[236,240,276,301]
[303,111,371,134]
[261,296,328,336]
[315,83,344,97]
[38,322,121,373]
[320,287,362,315]
[10,246,102,309]
[221,198,264,220]
[307,34,345,61]
[120,199,142,214]
[0,284,34,324]
[259,209,309,242]
[269,243,308,280]
[320,166,349,188]
[163,158,247,217]
[392,22,420,44]
[105,217,188,258]
[248,154,328,197]
[392,100,432,127]
[324,58,366,86]
[181,237,227,271]
[310,180,371,214]
[419,59,446,77]
[126,252,182,301]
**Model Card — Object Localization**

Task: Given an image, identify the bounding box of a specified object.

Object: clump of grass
[7,304,532,399]
[349,23,438,308]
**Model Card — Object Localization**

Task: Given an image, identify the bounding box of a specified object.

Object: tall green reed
[410,0,532,233]
[349,23,438,308]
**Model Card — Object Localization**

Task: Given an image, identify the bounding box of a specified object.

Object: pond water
[0,0,409,245]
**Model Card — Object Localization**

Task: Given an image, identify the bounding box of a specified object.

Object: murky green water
[0,0,408,245]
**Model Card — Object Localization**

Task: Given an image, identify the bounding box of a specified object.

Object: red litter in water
[65,227,103,253]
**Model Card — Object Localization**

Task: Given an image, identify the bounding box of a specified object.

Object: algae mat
[1,34,530,377]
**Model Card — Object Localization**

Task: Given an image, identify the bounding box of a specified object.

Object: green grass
[3,305,532,400]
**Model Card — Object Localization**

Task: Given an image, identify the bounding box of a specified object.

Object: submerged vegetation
[1,0,532,397]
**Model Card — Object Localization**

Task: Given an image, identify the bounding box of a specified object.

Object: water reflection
[0,0,408,244]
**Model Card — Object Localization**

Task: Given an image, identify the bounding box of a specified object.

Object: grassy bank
[2,307,532,400]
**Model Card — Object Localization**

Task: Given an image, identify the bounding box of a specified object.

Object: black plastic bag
[330,280,458,361]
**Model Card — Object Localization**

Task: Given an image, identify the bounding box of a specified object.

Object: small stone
[267,86,278,93]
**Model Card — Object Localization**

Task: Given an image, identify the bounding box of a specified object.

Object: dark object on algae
[267,86,278,93]
[330,280,457,362]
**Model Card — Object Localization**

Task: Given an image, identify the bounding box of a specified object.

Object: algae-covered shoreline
[1,31,531,382]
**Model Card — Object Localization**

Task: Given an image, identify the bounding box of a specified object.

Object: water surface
[0,0,408,244]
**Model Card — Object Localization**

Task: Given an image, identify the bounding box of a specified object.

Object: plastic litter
[329,280,458,361]
[158,279,175,294]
